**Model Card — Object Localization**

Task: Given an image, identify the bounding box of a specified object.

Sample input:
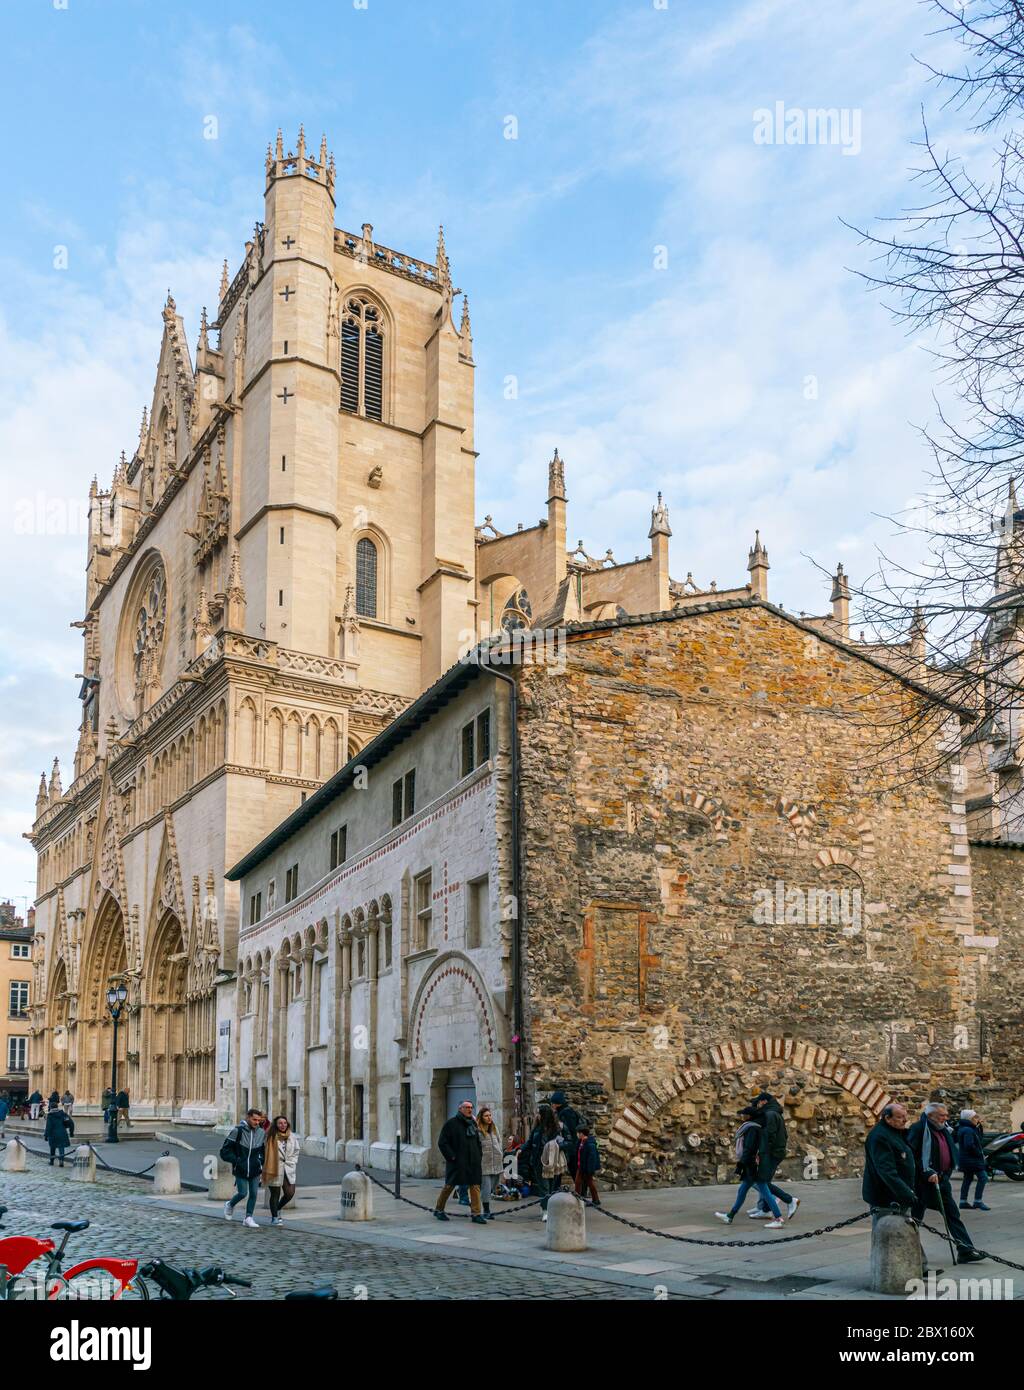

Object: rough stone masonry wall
[971,845,1024,1127]
[517,605,998,1188]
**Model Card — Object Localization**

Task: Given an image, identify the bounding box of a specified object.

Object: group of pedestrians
[220,1108,300,1228]
[716,1091,800,1228]
[434,1090,601,1226]
[26,1087,74,1122]
[863,1100,992,1264]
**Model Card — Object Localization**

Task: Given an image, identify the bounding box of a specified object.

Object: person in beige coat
[476,1104,503,1220]
[264,1115,301,1226]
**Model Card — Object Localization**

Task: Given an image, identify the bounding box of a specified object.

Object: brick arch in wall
[606,1036,892,1162]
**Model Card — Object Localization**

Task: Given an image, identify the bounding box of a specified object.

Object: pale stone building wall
[227,666,515,1173]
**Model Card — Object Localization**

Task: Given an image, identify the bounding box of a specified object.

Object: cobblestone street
[0,1163,660,1300]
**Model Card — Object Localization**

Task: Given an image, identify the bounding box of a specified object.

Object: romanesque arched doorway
[142,910,187,1113]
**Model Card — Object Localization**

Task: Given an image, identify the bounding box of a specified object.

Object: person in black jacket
[548,1091,580,1177]
[715,1108,784,1226]
[434,1101,487,1224]
[574,1124,601,1205]
[43,1101,72,1166]
[863,1103,918,1213]
[907,1102,984,1263]
[955,1109,990,1212]
[222,1108,267,1227]
[750,1092,799,1221]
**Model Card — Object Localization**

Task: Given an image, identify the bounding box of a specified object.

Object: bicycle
[137,1258,337,1300]
[0,1204,147,1301]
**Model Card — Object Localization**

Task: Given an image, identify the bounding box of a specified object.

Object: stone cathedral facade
[25,130,690,1123]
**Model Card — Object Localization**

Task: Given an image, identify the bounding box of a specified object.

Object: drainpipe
[487,665,524,1133]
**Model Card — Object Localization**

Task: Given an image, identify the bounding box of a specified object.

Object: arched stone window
[356,537,378,618]
[501,586,532,631]
[340,295,385,420]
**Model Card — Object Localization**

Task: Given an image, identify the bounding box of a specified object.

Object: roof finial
[649,492,672,539]
[548,447,566,503]
[197,305,209,353]
[276,128,284,161]
[219,258,230,301]
[436,224,450,287]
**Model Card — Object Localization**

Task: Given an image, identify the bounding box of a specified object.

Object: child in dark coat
[574,1124,601,1205]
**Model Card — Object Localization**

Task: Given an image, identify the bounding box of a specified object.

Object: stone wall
[517,601,1003,1187]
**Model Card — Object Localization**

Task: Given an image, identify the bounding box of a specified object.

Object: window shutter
[364,328,383,420]
[341,317,360,412]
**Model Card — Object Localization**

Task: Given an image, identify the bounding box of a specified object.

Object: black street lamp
[105,980,128,1144]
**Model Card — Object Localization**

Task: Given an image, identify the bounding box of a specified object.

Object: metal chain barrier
[0,1136,167,1180]
[582,1195,872,1246]
[360,1166,547,1217]
[916,1219,1024,1274]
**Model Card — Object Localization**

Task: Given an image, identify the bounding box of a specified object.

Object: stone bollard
[340,1169,373,1221]
[151,1155,181,1196]
[545,1190,586,1252]
[207,1156,235,1201]
[870,1212,923,1294]
[2,1138,26,1172]
[70,1145,96,1183]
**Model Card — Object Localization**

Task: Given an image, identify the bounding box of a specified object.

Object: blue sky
[0,0,967,904]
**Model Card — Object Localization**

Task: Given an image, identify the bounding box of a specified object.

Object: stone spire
[226,547,246,630]
[747,530,769,599]
[459,294,473,361]
[909,603,928,660]
[830,562,851,635]
[648,491,672,539]
[48,757,63,802]
[436,224,450,288]
[193,589,213,652]
[319,132,328,169]
[139,406,148,450]
[219,258,230,302]
[275,128,284,161]
[547,447,567,504]
[35,774,49,818]
[197,305,209,353]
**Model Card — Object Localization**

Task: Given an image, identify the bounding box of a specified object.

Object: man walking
[27,1088,42,1121]
[749,1091,800,1220]
[907,1101,985,1264]
[434,1099,487,1225]
[115,1088,131,1128]
[222,1108,267,1228]
[548,1090,580,1180]
[863,1102,918,1217]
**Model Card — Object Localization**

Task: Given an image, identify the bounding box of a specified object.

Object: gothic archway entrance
[77,893,129,1105]
[142,910,188,1113]
[46,959,72,1100]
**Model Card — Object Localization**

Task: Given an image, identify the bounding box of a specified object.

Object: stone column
[300,944,314,1134]
[367,918,379,1155]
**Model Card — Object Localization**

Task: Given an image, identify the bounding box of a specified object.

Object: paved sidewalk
[135,1171,1024,1299]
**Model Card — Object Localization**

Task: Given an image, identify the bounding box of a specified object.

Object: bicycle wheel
[64,1269,150,1302]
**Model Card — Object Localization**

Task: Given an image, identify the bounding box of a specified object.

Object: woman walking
[956,1109,991,1212]
[523,1103,567,1221]
[44,1099,71,1167]
[715,1107,784,1228]
[476,1105,503,1219]
[264,1114,301,1226]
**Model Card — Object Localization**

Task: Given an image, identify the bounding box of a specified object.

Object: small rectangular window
[461,722,475,778]
[282,455,287,471]
[280,527,285,544]
[248,892,262,925]
[414,869,432,950]
[285,864,299,903]
[392,778,404,828]
[467,875,489,950]
[329,824,348,871]
[476,709,491,764]
[279,590,284,607]
[352,1084,364,1140]
[401,1081,412,1144]
[404,769,415,818]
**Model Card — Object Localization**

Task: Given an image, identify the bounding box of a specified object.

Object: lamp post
[105,980,128,1144]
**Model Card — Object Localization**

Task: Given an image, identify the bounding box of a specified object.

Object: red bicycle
[0,1206,147,1301]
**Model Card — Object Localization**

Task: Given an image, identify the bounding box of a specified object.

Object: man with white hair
[907,1101,985,1263]
[955,1108,990,1211]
